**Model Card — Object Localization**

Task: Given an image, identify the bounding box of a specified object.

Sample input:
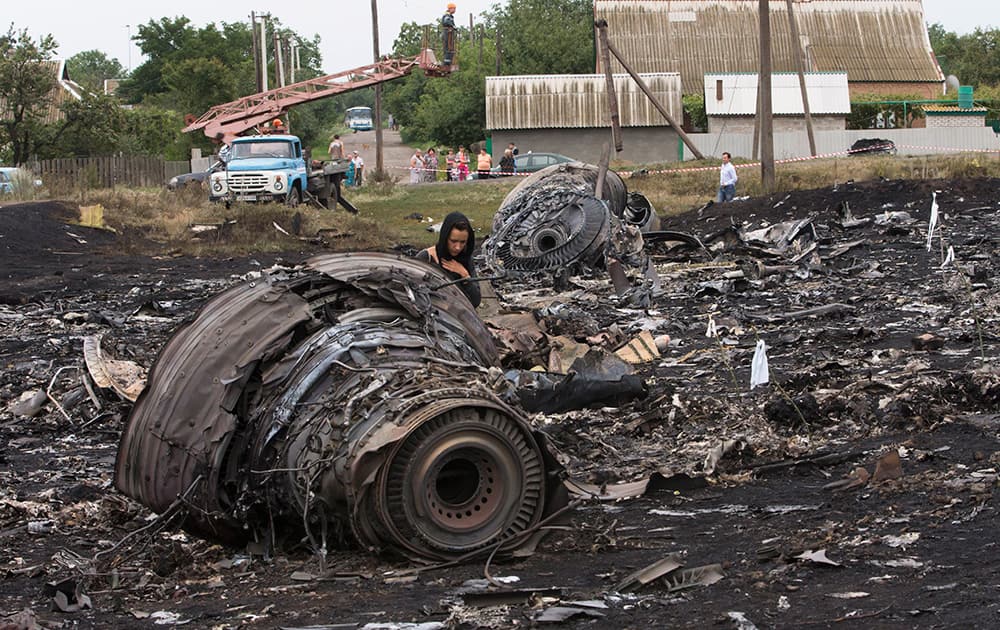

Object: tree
[120,106,191,160]
[162,57,238,116]
[66,50,125,94]
[383,0,595,149]
[117,17,194,102]
[928,24,1000,88]
[492,0,594,76]
[0,26,58,164]
[48,92,125,157]
[408,39,488,148]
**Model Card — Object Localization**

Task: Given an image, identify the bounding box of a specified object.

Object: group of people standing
[328,134,365,187]
[409,148,440,183]
[408,142,519,183]
[410,145,471,182]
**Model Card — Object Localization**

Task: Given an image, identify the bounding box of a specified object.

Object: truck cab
[210,134,307,205]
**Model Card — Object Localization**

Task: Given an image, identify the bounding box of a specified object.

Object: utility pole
[289,39,298,84]
[273,30,285,87]
[595,19,704,159]
[752,82,761,160]
[372,0,384,178]
[596,20,623,153]
[259,14,269,93]
[250,12,260,92]
[785,0,816,156]
[758,0,775,193]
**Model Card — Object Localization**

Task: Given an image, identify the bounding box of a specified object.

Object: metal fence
[31,156,191,189]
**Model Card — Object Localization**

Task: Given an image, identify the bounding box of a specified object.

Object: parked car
[0,167,43,194]
[475,152,576,179]
[167,161,225,190]
[849,138,897,156]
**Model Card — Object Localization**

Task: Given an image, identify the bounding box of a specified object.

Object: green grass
[39,152,1000,257]
[352,177,518,246]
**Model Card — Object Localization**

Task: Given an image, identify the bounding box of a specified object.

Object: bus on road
[345,106,374,132]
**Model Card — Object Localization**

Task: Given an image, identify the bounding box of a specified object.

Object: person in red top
[455,146,470,181]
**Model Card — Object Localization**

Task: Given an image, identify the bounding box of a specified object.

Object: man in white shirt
[352,151,365,187]
[718,152,737,203]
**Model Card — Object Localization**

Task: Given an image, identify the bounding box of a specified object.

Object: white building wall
[686,127,1000,160]
[925,115,988,128]
[707,115,845,134]
[704,72,851,116]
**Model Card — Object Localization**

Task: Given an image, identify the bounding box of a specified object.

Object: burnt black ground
[1,178,998,629]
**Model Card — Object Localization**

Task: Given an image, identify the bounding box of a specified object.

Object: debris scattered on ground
[0,176,998,626]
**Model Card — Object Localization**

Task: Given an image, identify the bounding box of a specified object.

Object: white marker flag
[705,314,718,338]
[750,339,769,389]
[926,192,938,252]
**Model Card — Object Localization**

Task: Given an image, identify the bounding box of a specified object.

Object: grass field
[20,152,1000,256]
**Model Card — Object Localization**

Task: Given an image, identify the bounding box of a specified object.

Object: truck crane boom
[183,49,450,141]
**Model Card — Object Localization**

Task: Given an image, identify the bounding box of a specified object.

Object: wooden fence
[32,156,191,189]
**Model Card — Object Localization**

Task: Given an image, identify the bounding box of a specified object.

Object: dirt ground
[1,176,998,629]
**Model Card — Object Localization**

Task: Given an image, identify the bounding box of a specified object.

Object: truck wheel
[285,187,301,207]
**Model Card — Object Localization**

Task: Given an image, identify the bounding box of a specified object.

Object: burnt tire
[284,186,301,207]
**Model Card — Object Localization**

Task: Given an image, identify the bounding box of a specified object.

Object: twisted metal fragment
[116,253,564,560]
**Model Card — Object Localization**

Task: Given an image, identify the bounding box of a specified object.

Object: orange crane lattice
[183,49,452,141]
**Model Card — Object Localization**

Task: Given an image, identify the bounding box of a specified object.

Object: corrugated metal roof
[705,72,850,115]
[486,73,682,130]
[595,0,944,94]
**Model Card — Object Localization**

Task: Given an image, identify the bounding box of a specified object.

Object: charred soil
[1,177,998,629]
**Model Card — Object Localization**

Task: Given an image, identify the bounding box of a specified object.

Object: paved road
[339,129,422,183]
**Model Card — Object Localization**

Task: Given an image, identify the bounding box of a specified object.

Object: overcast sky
[3,0,985,76]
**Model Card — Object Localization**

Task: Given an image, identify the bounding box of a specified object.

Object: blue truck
[209,134,356,212]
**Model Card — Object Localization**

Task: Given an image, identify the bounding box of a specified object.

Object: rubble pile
[1,176,998,627]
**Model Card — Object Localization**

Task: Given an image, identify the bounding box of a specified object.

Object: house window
[716,79,723,101]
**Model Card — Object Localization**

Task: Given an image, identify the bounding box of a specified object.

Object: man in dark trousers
[442,3,457,66]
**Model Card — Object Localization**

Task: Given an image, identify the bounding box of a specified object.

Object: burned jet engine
[116,253,563,560]
[483,162,657,274]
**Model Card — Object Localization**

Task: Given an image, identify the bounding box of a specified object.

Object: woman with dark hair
[415,211,481,308]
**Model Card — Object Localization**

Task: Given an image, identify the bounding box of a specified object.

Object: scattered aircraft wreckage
[115,253,566,561]
[483,162,659,277]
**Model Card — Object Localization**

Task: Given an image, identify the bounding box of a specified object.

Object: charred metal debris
[115,253,566,561]
[482,162,661,303]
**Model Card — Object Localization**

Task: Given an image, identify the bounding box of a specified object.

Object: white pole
[259,16,269,92]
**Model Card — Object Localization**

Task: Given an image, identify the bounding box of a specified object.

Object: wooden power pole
[372,0,384,178]
[785,0,816,156]
[758,0,776,193]
[251,12,261,93]
[596,20,623,153]
[595,19,704,160]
